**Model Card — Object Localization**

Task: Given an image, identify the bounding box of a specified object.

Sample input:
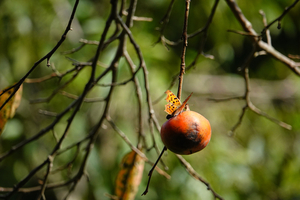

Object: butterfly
[164,90,192,116]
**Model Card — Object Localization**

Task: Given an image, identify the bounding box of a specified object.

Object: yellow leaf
[115,150,145,200]
[9,84,23,118]
[0,84,23,135]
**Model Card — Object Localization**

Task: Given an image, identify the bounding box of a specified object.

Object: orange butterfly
[164,90,192,116]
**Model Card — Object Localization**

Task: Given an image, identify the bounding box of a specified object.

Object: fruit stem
[141,146,167,195]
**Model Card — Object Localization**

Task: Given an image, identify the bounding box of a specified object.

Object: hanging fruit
[161,90,211,155]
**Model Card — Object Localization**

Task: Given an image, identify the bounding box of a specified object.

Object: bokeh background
[1,0,300,199]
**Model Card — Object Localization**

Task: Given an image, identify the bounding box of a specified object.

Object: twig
[228,104,248,136]
[0,0,80,111]
[3,159,49,199]
[228,63,292,135]
[161,0,219,48]
[106,115,170,179]
[142,146,167,196]
[176,155,224,200]
[259,10,272,46]
[261,0,299,35]
[61,43,86,55]
[155,0,219,98]
[106,115,147,160]
[227,29,260,37]
[123,51,146,147]
[225,0,300,75]
[59,1,123,196]
[116,0,169,171]
[248,101,292,130]
[185,0,219,70]
[288,54,300,59]
[30,69,81,104]
[177,0,191,99]
[243,66,292,130]
[124,50,168,168]
[207,96,244,102]
[154,0,176,47]
[0,99,78,162]
[24,66,82,83]
[122,10,153,22]
[38,109,58,117]
[59,91,105,103]
[37,156,54,200]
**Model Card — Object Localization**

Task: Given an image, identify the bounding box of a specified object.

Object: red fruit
[160,111,211,155]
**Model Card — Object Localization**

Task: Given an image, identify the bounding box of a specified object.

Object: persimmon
[142,90,211,195]
[161,110,211,155]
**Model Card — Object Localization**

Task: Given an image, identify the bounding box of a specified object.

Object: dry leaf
[0,84,23,135]
[9,84,23,118]
[115,150,145,200]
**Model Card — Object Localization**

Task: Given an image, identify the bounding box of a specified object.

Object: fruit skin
[160,111,211,155]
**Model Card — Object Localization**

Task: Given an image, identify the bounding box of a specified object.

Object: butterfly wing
[164,90,193,115]
[165,90,181,107]
[164,104,177,114]
[164,90,182,114]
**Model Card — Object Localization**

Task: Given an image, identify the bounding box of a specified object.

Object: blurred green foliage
[1,0,300,199]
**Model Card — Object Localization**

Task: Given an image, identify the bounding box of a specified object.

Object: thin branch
[37,156,54,200]
[124,51,168,169]
[115,2,168,170]
[0,99,78,162]
[0,0,80,111]
[243,66,292,130]
[2,159,49,199]
[259,10,272,46]
[123,51,146,147]
[154,0,176,46]
[154,0,219,98]
[162,0,219,48]
[228,104,248,136]
[0,180,72,193]
[227,29,260,37]
[288,54,300,59]
[185,0,219,70]
[59,91,105,103]
[30,69,81,104]
[59,1,122,197]
[176,155,224,200]
[122,10,153,22]
[106,115,147,160]
[248,101,292,130]
[207,96,244,102]
[142,146,167,196]
[177,0,191,99]
[24,65,82,83]
[258,40,300,74]
[261,0,299,34]
[38,109,58,117]
[225,0,300,75]
[61,43,86,55]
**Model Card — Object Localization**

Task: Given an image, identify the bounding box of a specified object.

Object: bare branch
[259,10,272,46]
[261,0,299,34]
[176,155,224,200]
[225,0,300,75]
[0,0,80,111]
[177,0,191,99]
